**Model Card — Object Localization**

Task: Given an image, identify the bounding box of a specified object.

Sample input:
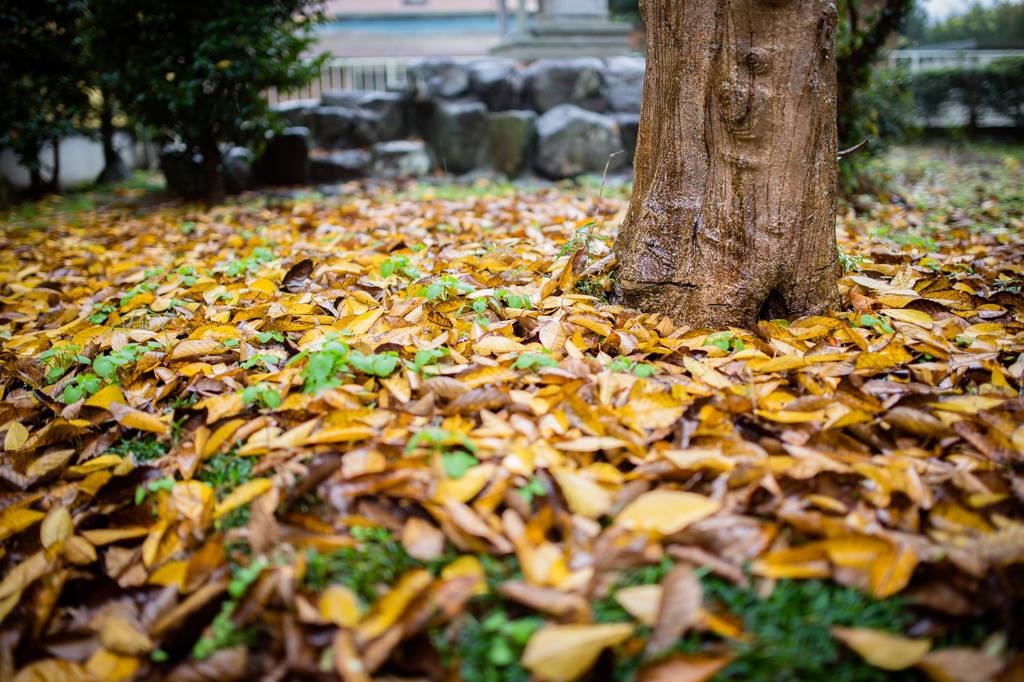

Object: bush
[909,57,1024,134]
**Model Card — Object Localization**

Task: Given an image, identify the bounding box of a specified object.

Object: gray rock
[372,140,431,179]
[258,127,311,186]
[535,104,626,178]
[611,112,641,165]
[603,56,645,113]
[271,99,320,126]
[311,149,372,183]
[357,92,409,142]
[321,91,408,142]
[423,100,489,174]
[159,144,204,199]
[320,90,376,108]
[470,59,522,111]
[523,58,606,113]
[309,106,359,148]
[407,58,471,102]
[488,110,537,178]
[223,146,257,195]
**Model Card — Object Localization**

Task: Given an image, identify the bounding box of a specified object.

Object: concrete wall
[0,131,154,191]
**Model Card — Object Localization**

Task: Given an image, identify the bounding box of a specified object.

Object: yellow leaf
[402,516,447,561]
[553,470,615,518]
[928,395,1008,415]
[213,478,273,519]
[0,507,46,542]
[355,569,432,646]
[4,422,29,451]
[830,627,931,671]
[320,583,363,627]
[521,622,635,681]
[473,335,527,354]
[881,309,934,326]
[615,489,721,536]
[169,339,221,361]
[85,648,139,681]
[84,385,127,410]
[614,584,662,626]
[440,555,488,596]
[171,480,215,526]
[99,615,154,656]
[554,436,629,452]
[108,402,168,434]
[12,659,95,682]
[347,308,384,334]
[40,506,73,549]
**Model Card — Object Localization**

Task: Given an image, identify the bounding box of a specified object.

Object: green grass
[1,169,168,231]
[196,450,255,531]
[591,560,923,682]
[105,432,170,465]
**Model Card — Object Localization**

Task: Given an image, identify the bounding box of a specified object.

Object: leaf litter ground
[0,144,1023,682]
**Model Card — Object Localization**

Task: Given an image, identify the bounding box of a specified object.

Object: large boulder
[258,127,311,186]
[423,100,489,175]
[309,106,359,149]
[470,59,522,111]
[488,110,537,178]
[322,90,408,142]
[270,99,320,127]
[159,145,205,199]
[523,58,606,114]
[357,92,408,141]
[603,57,645,113]
[407,58,471,102]
[311,149,372,183]
[611,112,641,165]
[535,104,626,178]
[372,141,431,179]
[223,146,257,195]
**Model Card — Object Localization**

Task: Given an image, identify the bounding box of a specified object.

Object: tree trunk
[97,90,130,185]
[47,137,61,195]
[613,0,840,328]
[199,142,225,206]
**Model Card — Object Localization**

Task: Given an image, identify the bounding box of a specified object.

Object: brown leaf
[647,564,703,657]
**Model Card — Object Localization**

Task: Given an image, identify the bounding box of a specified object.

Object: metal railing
[887,48,1024,73]
[267,56,484,105]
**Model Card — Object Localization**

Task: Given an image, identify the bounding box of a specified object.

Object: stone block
[603,56,645,113]
[372,140,431,179]
[423,100,489,175]
[535,104,626,178]
[407,58,471,102]
[522,58,606,113]
[470,59,522,111]
[488,110,537,178]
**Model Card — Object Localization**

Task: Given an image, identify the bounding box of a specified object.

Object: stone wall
[264,56,645,184]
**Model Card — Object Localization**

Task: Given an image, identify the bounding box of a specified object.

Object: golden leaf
[521,622,635,681]
[614,490,722,536]
[830,627,931,670]
[4,422,29,451]
[40,506,73,549]
[320,584,363,628]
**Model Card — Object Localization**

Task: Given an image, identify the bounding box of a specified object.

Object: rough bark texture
[614,0,840,328]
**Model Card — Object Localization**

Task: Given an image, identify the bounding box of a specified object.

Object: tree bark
[613,0,840,328]
[199,142,226,206]
[97,90,130,185]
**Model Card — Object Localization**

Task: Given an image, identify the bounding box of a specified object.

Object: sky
[919,0,1004,21]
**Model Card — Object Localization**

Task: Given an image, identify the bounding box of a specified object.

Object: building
[318,0,538,57]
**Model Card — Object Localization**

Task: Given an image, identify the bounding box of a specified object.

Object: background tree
[613,0,840,328]
[0,0,91,196]
[98,0,327,204]
[904,0,1024,45]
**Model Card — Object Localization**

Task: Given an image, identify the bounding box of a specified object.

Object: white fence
[266,56,483,105]
[887,48,1024,73]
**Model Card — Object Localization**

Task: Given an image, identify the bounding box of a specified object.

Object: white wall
[0,131,155,191]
